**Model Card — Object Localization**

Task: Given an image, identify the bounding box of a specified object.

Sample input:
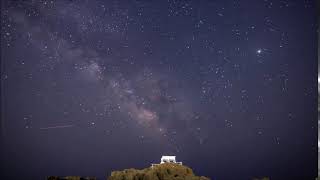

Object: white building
[152,156,182,168]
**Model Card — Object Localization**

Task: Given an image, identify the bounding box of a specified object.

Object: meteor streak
[40,125,74,130]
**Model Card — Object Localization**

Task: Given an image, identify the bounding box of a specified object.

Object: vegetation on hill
[46,165,272,180]
[252,177,270,180]
[107,163,210,180]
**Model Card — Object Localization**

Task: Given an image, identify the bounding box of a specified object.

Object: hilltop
[108,163,210,180]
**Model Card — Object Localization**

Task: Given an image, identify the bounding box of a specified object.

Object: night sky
[0,0,318,179]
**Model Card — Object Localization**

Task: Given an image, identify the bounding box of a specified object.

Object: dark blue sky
[1,0,318,179]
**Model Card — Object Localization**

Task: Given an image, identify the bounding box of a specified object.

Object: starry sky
[0,0,318,179]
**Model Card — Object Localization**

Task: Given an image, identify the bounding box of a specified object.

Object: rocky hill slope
[107,163,210,180]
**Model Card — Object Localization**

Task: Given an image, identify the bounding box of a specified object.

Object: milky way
[2,0,205,153]
[1,0,317,179]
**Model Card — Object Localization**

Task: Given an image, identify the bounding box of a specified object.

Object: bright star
[257,49,262,54]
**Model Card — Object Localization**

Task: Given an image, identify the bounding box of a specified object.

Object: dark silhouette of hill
[107,163,210,180]
[47,176,96,180]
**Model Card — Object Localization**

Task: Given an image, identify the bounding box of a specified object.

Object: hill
[47,176,96,180]
[107,163,210,180]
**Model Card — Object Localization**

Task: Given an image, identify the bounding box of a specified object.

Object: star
[256,49,262,54]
